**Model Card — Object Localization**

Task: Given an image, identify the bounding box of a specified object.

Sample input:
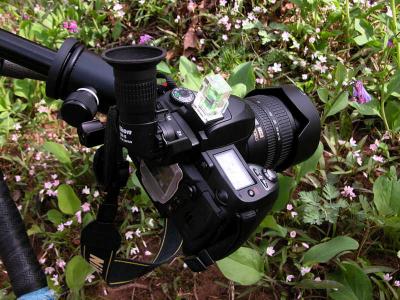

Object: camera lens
[244,95,298,170]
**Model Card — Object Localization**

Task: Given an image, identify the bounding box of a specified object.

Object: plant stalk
[391,0,400,68]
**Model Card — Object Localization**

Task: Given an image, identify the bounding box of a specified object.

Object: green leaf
[13,79,33,100]
[271,175,296,212]
[47,209,64,225]
[373,175,400,216]
[385,100,400,131]
[112,21,122,41]
[303,236,359,265]
[217,247,264,285]
[179,56,201,78]
[259,215,287,237]
[328,262,373,300]
[325,92,349,117]
[57,184,81,215]
[349,99,380,116]
[354,19,374,45]
[317,88,329,103]
[335,62,347,86]
[296,279,343,289]
[296,142,323,180]
[157,61,172,74]
[385,70,400,99]
[228,62,255,95]
[323,184,340,200]
[231,83,247,98]
[66,256,94,291]
[43,141,71,165]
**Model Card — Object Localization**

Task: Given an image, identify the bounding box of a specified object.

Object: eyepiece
[102,45,166,159]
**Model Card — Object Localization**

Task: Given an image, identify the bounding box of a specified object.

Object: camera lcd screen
[214,149,255,190]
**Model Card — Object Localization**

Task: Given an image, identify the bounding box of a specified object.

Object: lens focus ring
[245,95,295,169]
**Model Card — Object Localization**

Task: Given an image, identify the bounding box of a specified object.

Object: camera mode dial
[170,88,195,105]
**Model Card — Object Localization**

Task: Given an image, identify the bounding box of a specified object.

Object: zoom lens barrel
[102,46,166,159]
[245,95,297,170]
[244,86,321,171]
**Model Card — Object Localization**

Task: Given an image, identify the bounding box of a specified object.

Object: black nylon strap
[105,219,182,285]
[81,105,184,285]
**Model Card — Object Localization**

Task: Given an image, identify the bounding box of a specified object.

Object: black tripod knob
[60,87,98,127]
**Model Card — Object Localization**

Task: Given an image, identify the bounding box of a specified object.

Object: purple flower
[387,39,394,48]
[353,81,371,104]
[139,34,153,44]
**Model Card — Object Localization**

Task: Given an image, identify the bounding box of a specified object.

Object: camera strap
[81,106,183,285]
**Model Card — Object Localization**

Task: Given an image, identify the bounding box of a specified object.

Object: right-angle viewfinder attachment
[102,45,166,159]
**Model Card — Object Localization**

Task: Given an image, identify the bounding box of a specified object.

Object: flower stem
[380,90,390,131]
[345,0,351,39]
[391,0,400,68]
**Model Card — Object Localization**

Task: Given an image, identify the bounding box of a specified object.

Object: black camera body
[127,84,319,267]
[0,29,321,284]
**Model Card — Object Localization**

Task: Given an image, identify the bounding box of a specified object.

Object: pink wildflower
[139,34,153,44]
[75,210,82,224]
[290,231,297,238]
[301,266,311,276]
[286,274,295,282]
[384,273,393,281]
[266,246,275,256]
[63,20,78,33]
[372,155,384,163]
[125,231,134,240]
[341,186,356,200]
[81,202,91,212]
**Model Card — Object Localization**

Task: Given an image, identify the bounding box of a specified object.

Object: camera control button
[247,189,255,197]
[170,88,196,105]
[252,167,260,176]
[260,179,268,188]
[216,190,229,206]
[263,169,277,182]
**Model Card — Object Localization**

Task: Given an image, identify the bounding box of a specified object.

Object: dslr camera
[0,28,320,284]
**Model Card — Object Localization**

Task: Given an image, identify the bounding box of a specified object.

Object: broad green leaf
[27,224,42,236]
[296,142,323,180]
[181,73,202,91]
[363,265,395,274]
[349,99,380,116]
[66,256,94,291]
[43,141,71,165]
[112,21,122,41]
[179,56,201,78]
[57,184,81,215]
[13,79,33,100]
[373,175,400,216]
[157,61,172,74]
[354,19,374,45]
[217,247,264,285]
[325,92,349,117]
[335,62,347,86]
[317,88,329,103]
[303,236,359,265]
[231,83,247,98]
[296,279,343,289]
[259,215,287,237]
[47,209,64,225]
[228,62,255,95]
[328,262,373,300]
[385,70,400,99]
[385,100,400,131]
[271,175,296,212]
